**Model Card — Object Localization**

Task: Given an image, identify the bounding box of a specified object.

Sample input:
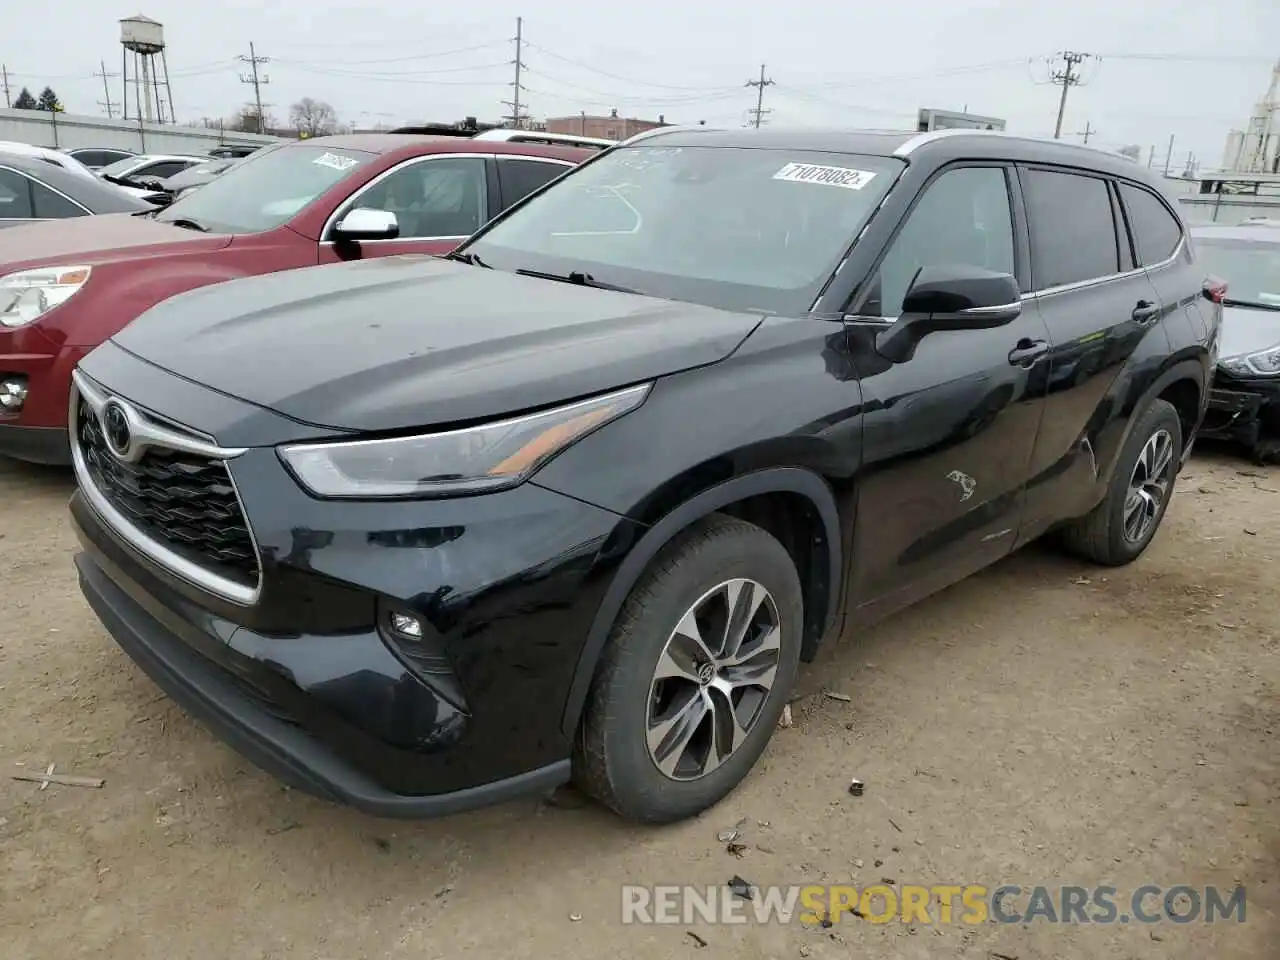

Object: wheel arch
[560,467,842,738]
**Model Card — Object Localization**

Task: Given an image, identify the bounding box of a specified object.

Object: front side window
[860,165,1016,317]
[1023,168,1120,288]
[137,160,193,180]
[156,145,373,234]
[336,157,487,239]
[466,145,904,313]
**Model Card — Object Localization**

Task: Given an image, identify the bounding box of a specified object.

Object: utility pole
[238,42,270,134]
[1049,51,1091,139]
[1162,133,1176,177]
[95,60,120,118]
[501,17,528,129]
[0,64,9,108]
[1147,144,1155,168]
[1077,121,1094,144]
[745,64,774,129]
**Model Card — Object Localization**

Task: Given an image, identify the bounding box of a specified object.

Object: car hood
[0,212,230,273]
[1220,303,1280,362]
[110,255,764,433]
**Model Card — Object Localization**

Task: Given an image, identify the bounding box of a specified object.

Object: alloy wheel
[1123,428,1175,544]
[645,578,782,781]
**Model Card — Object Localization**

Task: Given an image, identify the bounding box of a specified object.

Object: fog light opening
[389,612,424,640]
[0,376,28,412]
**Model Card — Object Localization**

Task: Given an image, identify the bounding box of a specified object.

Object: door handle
[1008,338,1050,366]
[1132,300,1160,324]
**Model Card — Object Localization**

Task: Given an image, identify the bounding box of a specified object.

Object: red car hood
[0,212,231,273]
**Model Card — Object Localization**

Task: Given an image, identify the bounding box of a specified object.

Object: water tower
[120,14,174,124]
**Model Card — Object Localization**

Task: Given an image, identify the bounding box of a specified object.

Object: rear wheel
[574,514,803,823]
[1061,398,1182,565]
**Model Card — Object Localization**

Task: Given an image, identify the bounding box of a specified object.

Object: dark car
[0,134,590,465]
[1189,223,1280,462]
[0,152,152,228]
[65,147,138,171]
[159,157,240,194]
[208,145,262,160]
[67,127,1218,824]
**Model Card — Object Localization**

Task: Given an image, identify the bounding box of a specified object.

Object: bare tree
[289,97,338,137]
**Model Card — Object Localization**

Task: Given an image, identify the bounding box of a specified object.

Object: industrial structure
[119,14,174,125]
[1222,60,1279,174]
[917,108,1006,132]
[545,109,668,140]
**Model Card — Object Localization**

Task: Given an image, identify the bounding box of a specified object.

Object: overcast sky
[5,0,1276,170]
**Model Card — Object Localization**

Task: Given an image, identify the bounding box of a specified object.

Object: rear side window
[137,160,191,179]
[0,169,34,218]
[1022,168,1119,288]
[1119,183,1183,265]
[497,158,569,209]
[32,181,86,218]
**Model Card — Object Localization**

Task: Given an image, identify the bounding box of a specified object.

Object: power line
[500,16,528,128]
[1049,50,1092,139]
[238,42,270,132]
[746,64,775,128]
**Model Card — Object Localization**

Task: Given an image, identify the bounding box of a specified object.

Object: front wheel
[574,514,803,823]
[1061,398,1183,565]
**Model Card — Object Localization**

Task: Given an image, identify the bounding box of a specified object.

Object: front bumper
[1200,371,1280,456]
[71,400,642,816]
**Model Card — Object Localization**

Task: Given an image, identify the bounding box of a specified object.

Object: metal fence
[0,107,283,156]
[1177,195,1280,226]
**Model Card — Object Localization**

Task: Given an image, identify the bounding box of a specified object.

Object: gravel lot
[1,451,1276,959]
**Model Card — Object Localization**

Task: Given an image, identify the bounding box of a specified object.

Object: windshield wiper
[1223,297,1280,312]
[166,217,209,233]
[443,250,491,268]
[514,267,636,293]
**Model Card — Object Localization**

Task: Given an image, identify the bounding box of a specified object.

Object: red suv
[0,134,590,464]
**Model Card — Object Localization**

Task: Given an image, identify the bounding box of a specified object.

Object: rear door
[845,162,1053,615]
[317,152,492,263]
[1116,180,1206,340]
[1017,165,1170,536]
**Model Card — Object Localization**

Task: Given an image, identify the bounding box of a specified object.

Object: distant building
[545,109,669,141]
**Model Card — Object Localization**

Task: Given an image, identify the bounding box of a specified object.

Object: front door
[843,162,1053,619]
[317,154,492,263]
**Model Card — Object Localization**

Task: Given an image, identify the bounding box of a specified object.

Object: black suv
[68,127,1219,824]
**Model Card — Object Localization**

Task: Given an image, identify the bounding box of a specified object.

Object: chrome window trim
[1026,236,1184,299]
[318,151,545,246]
[0,163,92,216]
[69,369,263,606]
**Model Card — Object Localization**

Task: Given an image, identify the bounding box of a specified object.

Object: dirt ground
[0,450,1276,960]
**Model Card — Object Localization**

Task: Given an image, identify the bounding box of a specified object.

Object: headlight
[0,265,92,328]
[279,383,651,498]
[1220,345,1280,378]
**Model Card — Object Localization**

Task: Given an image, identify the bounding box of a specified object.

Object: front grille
[77,397,258,587]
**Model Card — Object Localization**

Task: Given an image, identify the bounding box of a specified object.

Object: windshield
[98,156,149,178]
[465,145,904,313]
[155,144,373,234]
[1194,236,1280,309]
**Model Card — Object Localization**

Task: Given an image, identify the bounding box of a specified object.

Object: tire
[573,514,803,823]
[1061,398,1183,566]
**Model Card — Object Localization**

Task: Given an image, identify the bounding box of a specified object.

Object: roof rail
[616,124,721,147]
[471,129,615,149]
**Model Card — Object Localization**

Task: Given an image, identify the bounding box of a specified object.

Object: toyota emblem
[101,400,132,459]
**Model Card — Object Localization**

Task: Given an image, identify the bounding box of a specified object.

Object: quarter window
[345,157,488,239]
[497,158,569,208]
[0,169,34,219]
[32,181,86,218]
[1119,183,1183,265]
[864,165,1016,317]
[1023,168,1119,288]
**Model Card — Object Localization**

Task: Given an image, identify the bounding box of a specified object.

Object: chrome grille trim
[69,368,264,606]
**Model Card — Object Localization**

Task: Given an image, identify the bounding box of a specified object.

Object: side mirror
[876,265,1022,364]
[332,207,399,243]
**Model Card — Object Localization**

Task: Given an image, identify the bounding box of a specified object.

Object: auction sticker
[313,152,359,171]
[772,162,876,190]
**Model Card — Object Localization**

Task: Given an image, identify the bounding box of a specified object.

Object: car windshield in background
[97,157,147,178]
[1194,237,1280,310]
[466,145,904,314]
[154,145,372,235]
